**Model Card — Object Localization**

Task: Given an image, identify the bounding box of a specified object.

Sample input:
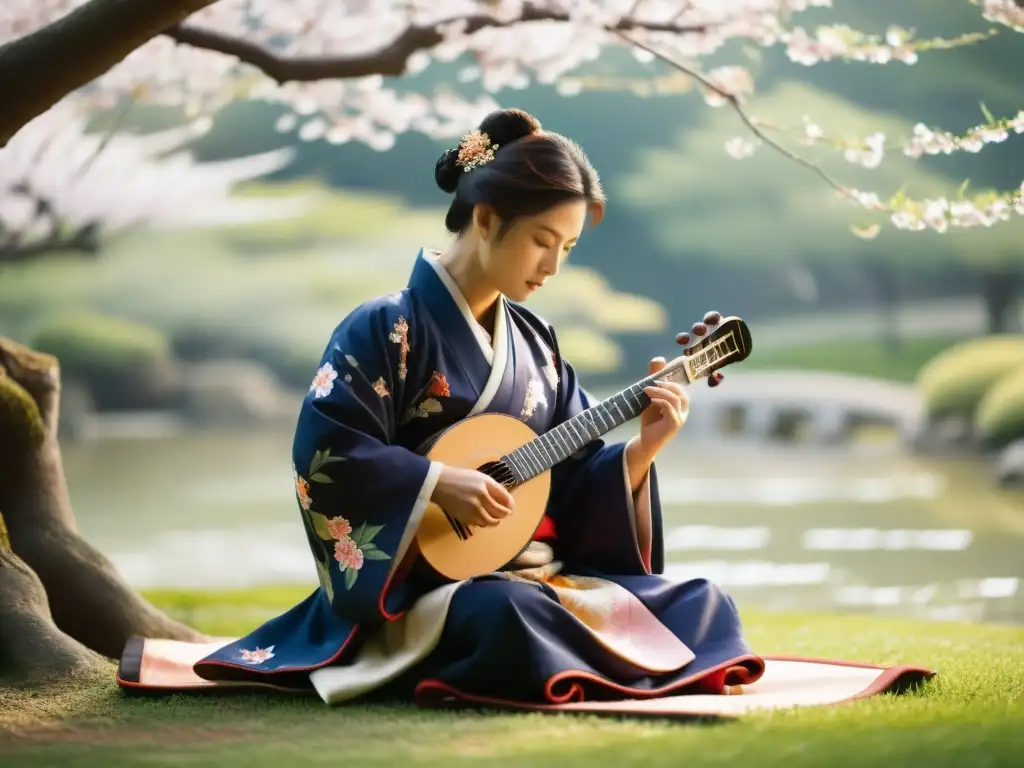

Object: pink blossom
[326,516,353,540]
[334,537,364,571]
[293,469,312,510]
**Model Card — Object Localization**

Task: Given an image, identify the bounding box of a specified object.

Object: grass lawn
[743,335,954,383]
[1,585,1021,767]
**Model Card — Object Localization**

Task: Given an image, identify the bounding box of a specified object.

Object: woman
[167,108,757,702]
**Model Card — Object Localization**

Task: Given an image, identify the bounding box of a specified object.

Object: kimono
[191,248,756,704]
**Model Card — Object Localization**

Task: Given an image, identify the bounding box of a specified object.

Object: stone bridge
[655,371,924,446]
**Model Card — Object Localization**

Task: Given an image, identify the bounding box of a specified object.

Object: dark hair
[434,108,605,237]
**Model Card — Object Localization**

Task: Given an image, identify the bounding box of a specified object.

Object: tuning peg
[703,311,722,325]
[709,371,724,387]
[675,331,691,346]
[691,322,708,337]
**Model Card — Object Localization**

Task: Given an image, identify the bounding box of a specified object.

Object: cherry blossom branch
[163,3,715,83]
[0,0,218,147]
[735,109,1024,235]
[617,27,1024,236]
[782,25,997,67]
[614,29,856,202]
[748,107,1024,169]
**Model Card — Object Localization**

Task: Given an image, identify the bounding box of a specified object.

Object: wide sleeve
[292,298,442,627]
[543,328,665,577]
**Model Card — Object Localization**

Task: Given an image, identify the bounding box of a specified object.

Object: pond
[62,423,1024,625]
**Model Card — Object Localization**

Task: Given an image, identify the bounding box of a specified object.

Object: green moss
[0,373,45,450]
[916,335,1024,419]
[1,585,1021,766]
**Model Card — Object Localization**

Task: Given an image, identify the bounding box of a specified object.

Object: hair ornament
[456,130,499,172]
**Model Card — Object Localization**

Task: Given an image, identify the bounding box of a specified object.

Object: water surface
[63,425,1024,624]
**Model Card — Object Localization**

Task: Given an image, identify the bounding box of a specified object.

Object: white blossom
[843,132,885,169]
[724,136,756,158]
[973,0,1024,32]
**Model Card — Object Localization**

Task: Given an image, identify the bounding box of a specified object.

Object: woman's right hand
[431,464,515,529]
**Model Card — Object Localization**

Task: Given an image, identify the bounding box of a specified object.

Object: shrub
[30,312,179,411]
[916,335,1024,420]
[975,363,1024,449]
[169,323,324,392]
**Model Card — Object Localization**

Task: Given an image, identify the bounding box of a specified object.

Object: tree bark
[0,337,205,665]
[0,530,108,683]
[164,4,711,83]
[981,267,1021,334]
[0,0,218,147]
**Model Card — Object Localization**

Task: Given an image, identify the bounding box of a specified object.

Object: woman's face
[473,200,588,302]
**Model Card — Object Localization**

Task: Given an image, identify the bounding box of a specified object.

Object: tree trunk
[0,0,218,147]
[0,337,205,669]
[0,529,108,683]
[981,268,1021,334]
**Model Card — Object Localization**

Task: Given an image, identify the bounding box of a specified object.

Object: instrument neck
[500,331,741,485]
[500,358,689,485]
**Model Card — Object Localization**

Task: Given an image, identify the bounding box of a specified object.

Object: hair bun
[477,108,541,147]
[434,147,461,194]
[434,109,541,194]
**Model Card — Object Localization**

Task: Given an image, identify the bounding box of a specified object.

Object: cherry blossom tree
[1,0,1022,239]
[2,0,1024,683]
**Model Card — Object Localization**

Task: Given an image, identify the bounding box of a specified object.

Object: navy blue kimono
[192,249,757,703]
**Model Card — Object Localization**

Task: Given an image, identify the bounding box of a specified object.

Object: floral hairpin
[456,130,499,172]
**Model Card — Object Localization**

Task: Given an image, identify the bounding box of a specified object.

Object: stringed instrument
[413,315,753,582]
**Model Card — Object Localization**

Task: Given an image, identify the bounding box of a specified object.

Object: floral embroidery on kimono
[293,466,312,510]
[293,446,387,596]
[306,506,392,594]
[239,646,275,664]
[529,327,559,391]
[520,377,547,420]
[307,448,344,484]
[401,370,450,424]
[388,316,411,381]
[310,362,338,398]
[426,371,450,398]
[342,355,359,386]
[542,352,559,391]
[372,377,390,398]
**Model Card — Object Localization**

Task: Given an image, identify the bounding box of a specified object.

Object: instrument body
[413,316,753,582]
[415,413,550,582]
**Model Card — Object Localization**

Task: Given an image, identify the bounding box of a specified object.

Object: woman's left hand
[636,356,690,460]
[626,312,725,486]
